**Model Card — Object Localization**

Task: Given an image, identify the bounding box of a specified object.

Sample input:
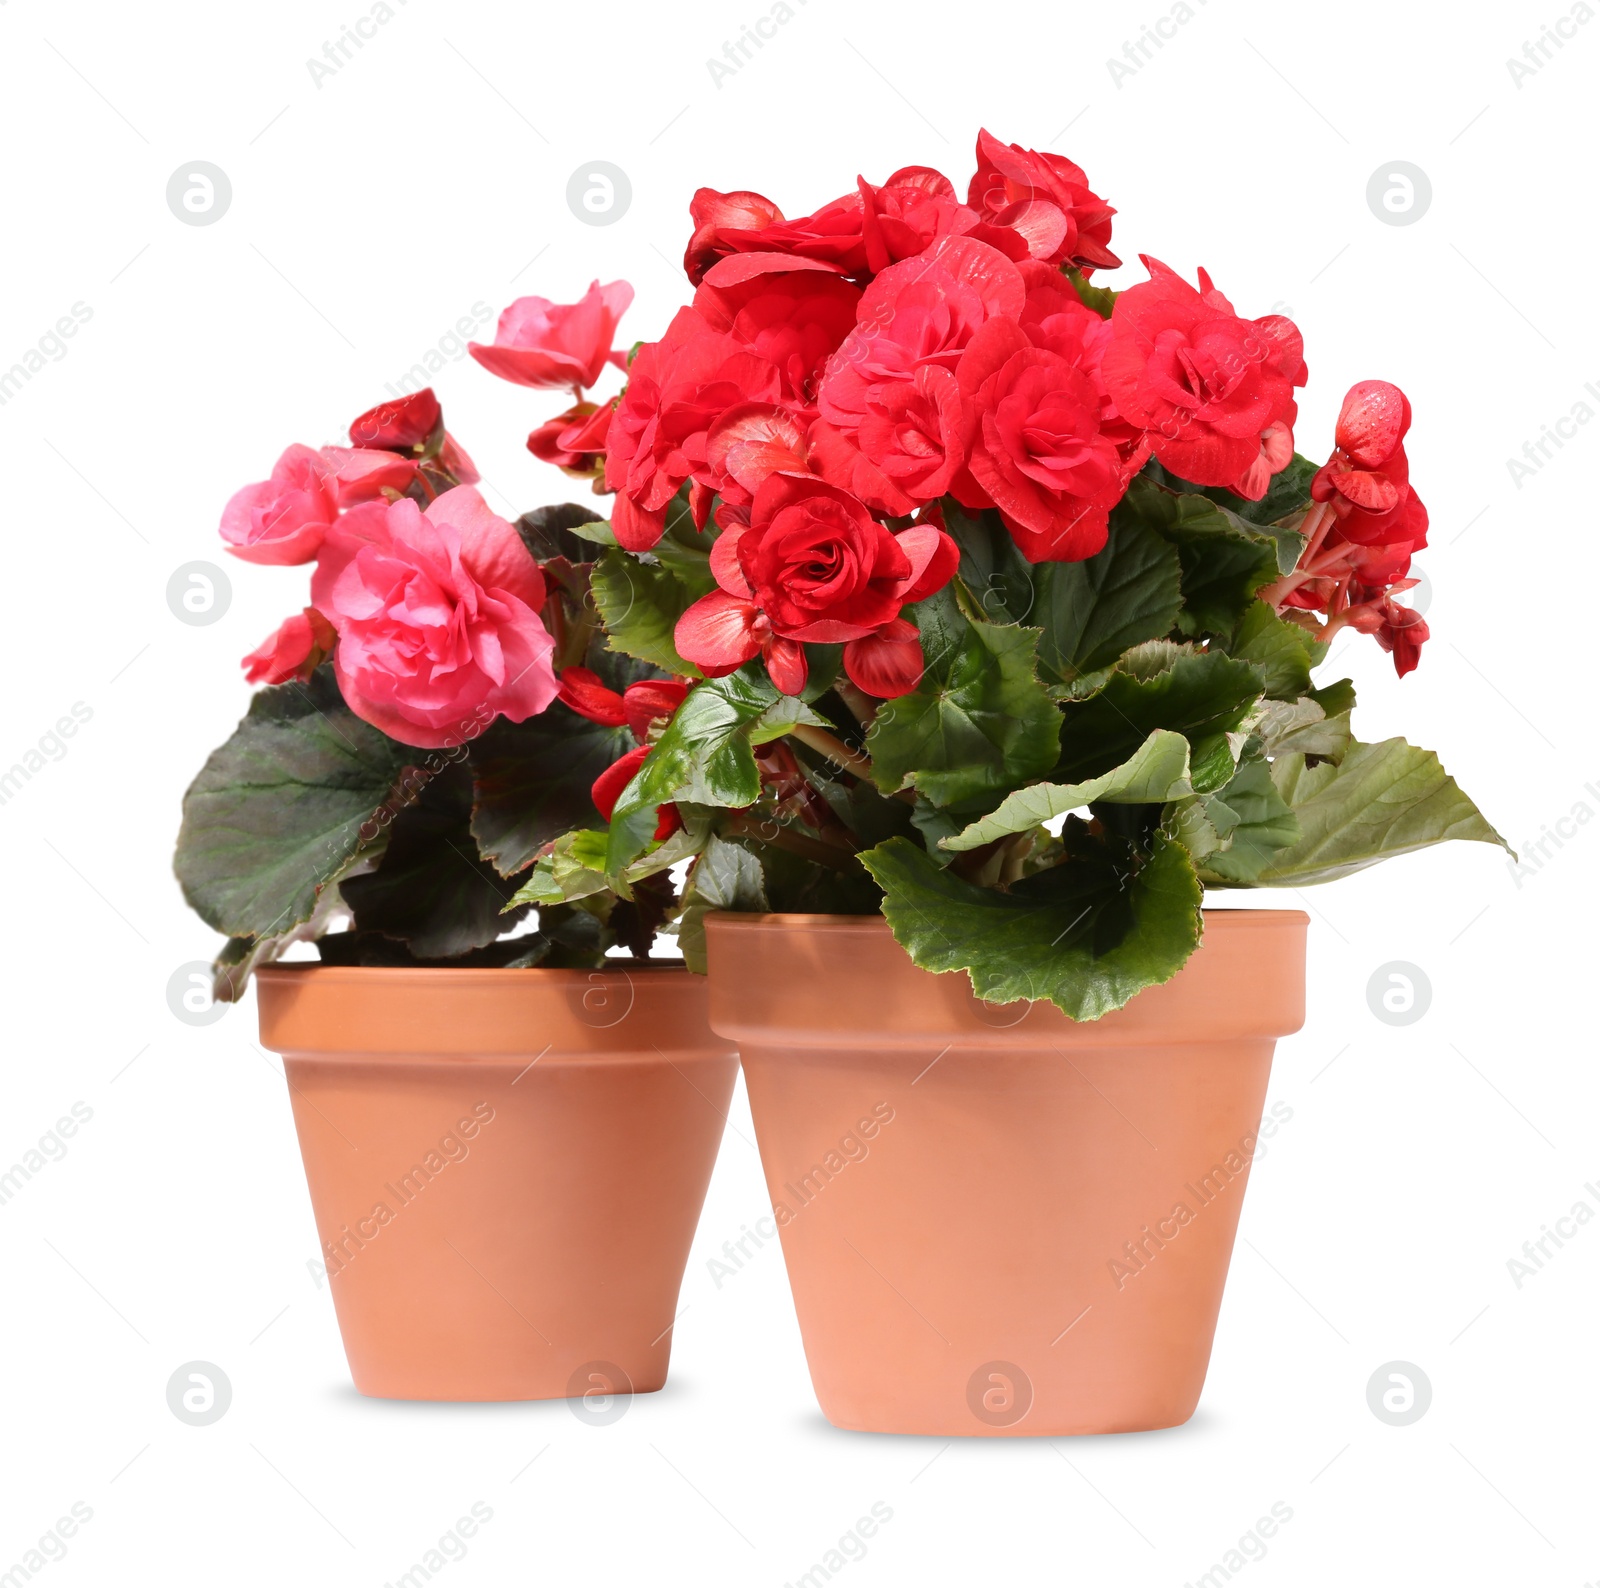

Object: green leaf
[1187,731,1239,794]
[174,669,414,940]
[1056,649,1264,784]
[866,587,1060,809]
[468,703,632,876]
[950,499,1039,628]
[1258,738,1510,886]
[861,829,1203,1021]
[606,668,823,871]
[1256,696,1352,763]
[341,764,527,957]
[621,807,712,885]
[675,833,769,972]
[942,730,1192,852]
[515,503,613,562]
[1032,512,1184,682]
[505,828,614,910]
[650,489,720,598]
[1143,452,1318,534]
[1242,452,1319,530]
[1190,756,1302,884]
[1310,676,1357,717]
[1226,600,1319,701]
[590,548,702,677]
[1118,478,1283,634]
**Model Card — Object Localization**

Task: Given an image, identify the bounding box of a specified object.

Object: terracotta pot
[256,964,737,1401]
[705,910,1308,1436]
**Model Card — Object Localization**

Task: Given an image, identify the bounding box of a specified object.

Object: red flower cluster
[486,131,1433,684]
[676,475,957,698]
[1276,381,1430,675]
[589,134,1308,695]
[1101,259,1305,499]
[550,135,1274,695]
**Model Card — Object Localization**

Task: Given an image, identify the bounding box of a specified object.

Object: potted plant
[174,379,736,1402]
[511,130,1507,1433]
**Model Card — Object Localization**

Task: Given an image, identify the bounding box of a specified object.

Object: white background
[1,0,1595,1583]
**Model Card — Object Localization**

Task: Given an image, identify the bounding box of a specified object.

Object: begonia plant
[176,130,1505,1017]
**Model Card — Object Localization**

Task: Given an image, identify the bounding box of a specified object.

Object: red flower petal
[807,419,918,517]
[1335,381,1411,468]
[348,389,441,451]
[709,524,754,597]
[558,666,628,727]
[1329,465,1403,513]
[591,744,651,822]
[700,251,851,286]
[675,589,763,674]
[764,636,809,696]
[611,491,667,552]
[843,621,924,699]
[623,678,690,742]
[707,404,810,499]
[688,478,715,531]
[893,524,960,604]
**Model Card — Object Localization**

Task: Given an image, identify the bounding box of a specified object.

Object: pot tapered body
[706,911,1308,1436]
[256,965,737,1402]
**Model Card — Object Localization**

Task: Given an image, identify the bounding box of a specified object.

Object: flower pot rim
[703,906,1308,1047]
[703,907,1310,930]
[255,959,688,987]
[254,959,722,1059]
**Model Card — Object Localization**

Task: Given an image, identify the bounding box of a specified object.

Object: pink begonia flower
[469,281,634,392]
[310,485,558,748]
[316,445,418,505]
[241,608,336,686]
[219,444,340,565]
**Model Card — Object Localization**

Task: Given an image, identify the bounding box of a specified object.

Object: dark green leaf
[1259,738,1510,885]
[942,730,1192,851]
[515,502,612,563]
[1117,477,1283,634]
[608,869,678,959]
[1191,756,1302,884]
[949,499,1039,627]
[174,668,413,940]
[675,834,769,972]
[606,668,823,871]
[866,587,1059,810]
[651,489,720,598]
[1226,600,1320,701]
[1143,451,1318,532]
[1032,511,1185,681]
[590,548,702,677]
[341,764,527,957]
[861,828,1203,1021]
[1056,649,1264,784]
[1310,676,1357,717]
[468,702,633,877]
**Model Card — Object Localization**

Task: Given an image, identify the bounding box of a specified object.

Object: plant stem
[790,723,874,781]
[1262,501,1334,609]
[832,679,878,729]
[725,811,862,871]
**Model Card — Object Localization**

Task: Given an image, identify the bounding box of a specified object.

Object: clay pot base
[257,965,737,1403]
[707,910,1308,1437]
